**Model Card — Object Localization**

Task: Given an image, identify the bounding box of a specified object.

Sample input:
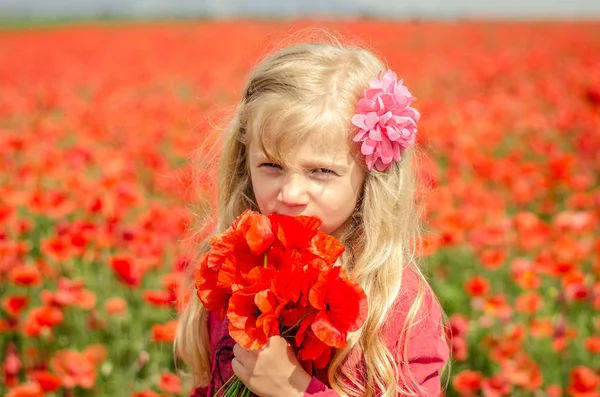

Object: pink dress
[191,267,449,397]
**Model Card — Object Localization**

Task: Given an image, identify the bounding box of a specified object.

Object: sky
[0,0,599,19]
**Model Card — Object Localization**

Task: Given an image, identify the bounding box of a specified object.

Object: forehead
[248,124,356,166]
[245,96,358,164]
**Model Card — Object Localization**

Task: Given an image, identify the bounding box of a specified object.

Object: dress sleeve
[304,271,449,397]
[190,385,208,397]
[401,287,449,396]
[188,311,219,397]
[304,376,339,396]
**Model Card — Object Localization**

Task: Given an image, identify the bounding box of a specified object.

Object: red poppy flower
[158,371,182,394]
[104,297,128,316]
[309,266,368,348]
[464,276,490,297]
[451,336,469,361]
[143,289,174,307]
[270,214,321,249]
[41,278,96,310]
[545,385,563,397]
[197,210,366,372]
[567,366,600,397]
[205,232,241,271]
[228,288,287,350]
[234,210,274,254]
[2,295,29,318]
[453,370,483,396]
[8,265,42,287]
[515,292,542,315]
[161,272,183,295]
[132,391,169,397]
[297,329,333,370]
[82,344,108,365]
[196,253,238,318]
[250,263,303,304]
[40,235,74,263]
[6,382,44,397]
[269,214,344,265]
[584,336,600,354]
[481,374,512,397]
[501,353,543,391]
[151,320,178,343]
[483,294,512,320]
[50,349,97,389]
[3,344,21,387]
[22,306,64,337]
[109,254,145,288]
[479,248,506,270]
[27,370,62,392]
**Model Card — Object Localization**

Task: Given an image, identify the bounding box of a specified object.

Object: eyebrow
[301,160,348,169]
[252,151,348,169]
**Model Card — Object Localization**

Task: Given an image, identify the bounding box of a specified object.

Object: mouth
[270,210,311,218]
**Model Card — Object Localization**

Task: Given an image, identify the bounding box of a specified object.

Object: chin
[318,224,337,235]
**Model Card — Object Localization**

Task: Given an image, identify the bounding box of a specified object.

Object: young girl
[175,34,450,397]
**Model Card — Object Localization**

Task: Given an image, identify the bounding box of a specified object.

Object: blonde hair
[175,32,449,396]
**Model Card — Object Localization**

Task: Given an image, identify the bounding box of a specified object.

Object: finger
[269,335,287,347]
[233,343,250,363]
[267,335,289,351]
[231,356,245,378]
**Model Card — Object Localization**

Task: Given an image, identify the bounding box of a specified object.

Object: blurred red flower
[481,374,512,397]
[143,289,174,307]
[40,235,74,263]
[104,296,128,316]
[567,366,600,397]
[585,336,600,354]
[50,349,97,389]
[2,295,29,318]
[464,276,490,297]
[8,265,42,287]
[158,371,182,394]
[453,370,483,396]
[22,306,64,338]
[132,391,169,397]
[479,248,506,270]
[27,370,62,392]
[6,382,44,397]
[3,343,21,387]
[110,253,146,287]
[152,320,178,343]
[501,353,543,391]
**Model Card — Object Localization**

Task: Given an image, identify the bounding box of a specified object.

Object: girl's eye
[259,163,283,170]
[313,168,336,175]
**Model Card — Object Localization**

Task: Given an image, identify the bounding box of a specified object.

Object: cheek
[250,172,277,213]
[316,186,359,233]
[318,167,364,234]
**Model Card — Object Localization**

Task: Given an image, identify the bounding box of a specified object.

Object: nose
[277,174,309,208]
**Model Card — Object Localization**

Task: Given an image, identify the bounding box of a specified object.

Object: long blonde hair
[175,32,448,397]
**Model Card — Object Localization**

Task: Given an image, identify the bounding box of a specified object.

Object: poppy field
[1,20,599,397]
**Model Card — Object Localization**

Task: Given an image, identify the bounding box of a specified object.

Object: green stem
[213,373,237,397]
[235,379,247,397]
[281,309,319,337]
[224,380,239,397]
[263,253,267,268]
[241,386,253,397]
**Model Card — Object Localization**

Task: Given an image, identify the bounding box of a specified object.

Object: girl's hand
[232,336,312,397]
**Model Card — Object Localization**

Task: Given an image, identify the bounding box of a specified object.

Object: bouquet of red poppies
[196,210,368,396]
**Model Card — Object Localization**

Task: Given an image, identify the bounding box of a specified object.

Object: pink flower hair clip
[351,70,420,172]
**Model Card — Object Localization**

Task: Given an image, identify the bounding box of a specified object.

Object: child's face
[248,134,365,238]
